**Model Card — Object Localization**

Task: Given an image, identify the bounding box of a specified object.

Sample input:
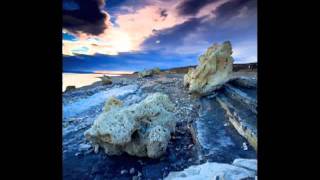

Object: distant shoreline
[63,62,257,75]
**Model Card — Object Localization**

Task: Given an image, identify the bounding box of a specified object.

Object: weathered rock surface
[98,75,112,85]
[103,96,123,112]
[65,85,76,92]
[184,41,234,96]
[84,93,176,158]
[165,159,257,180]
[138,67,161,78]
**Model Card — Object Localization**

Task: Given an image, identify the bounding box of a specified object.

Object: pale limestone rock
[84,93,176,158]
[138,67,161,78]
[184,41,234,96]
[232,158,257,172]
[165,159,257,180]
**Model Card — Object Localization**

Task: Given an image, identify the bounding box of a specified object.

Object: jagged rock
[184,41,234,96]
[98,75,112,85]
[138,67,161,78]
[84,93,176,158]
[165,159,257,180]
[65,85,76,92]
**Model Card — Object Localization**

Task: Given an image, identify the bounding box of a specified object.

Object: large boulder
[138,67,161,78]
[165,159,257,180]
[84,93,176,158]
[184,41,234,96]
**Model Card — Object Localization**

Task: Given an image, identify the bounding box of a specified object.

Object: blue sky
[63,0,257,72]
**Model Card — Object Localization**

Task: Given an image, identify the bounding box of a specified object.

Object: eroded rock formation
[84,93,176,158]
[138,67,161,78]
[184,41,234,96]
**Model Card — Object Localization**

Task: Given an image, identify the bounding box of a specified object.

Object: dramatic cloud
[63,0,190,55]
[176,0,219,16]
[63,0,257,71]
[63,0,110,35]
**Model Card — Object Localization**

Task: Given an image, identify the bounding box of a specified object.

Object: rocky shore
[63,42,257,180]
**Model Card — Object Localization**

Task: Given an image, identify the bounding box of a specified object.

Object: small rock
[188,158,193,162]
[79,143,91,151]
[224,123,229,127]
[242,142,248,151]
[75,152,81,157]
[137,171,142,177]
[94,145,99,153]
[175,147,180,151]
[188,144,194,149]
[129,168,135,174]
[121,169,128,175]
[137,160,144,165]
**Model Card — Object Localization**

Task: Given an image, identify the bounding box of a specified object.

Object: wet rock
[129,168,135,174]
[142,163,165,179]
[84,93,177,158]
[184,41,234,96]
[121,169,128,175]
[165,161,256,180]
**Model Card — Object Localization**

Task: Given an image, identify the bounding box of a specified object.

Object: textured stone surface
[65,85,76,92]
[98,75,112,85]
[232,158,257,172]
[103,96,123,112]
[184,41,234,96]
[165,159,257,180]
[138,67,161,78]
[84,93,176,158]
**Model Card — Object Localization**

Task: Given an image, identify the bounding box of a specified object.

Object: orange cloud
[62,0,229,56]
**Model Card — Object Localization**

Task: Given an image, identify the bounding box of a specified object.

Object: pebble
[120,169,128,175]
[242,142,248,150]
[187,144,193,149]
[224,123,229,127]
[137,160,144,165]
[75,152,81,157]
[129,168,135,174]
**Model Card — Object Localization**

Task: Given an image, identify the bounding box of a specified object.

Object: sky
[63,0,257,72]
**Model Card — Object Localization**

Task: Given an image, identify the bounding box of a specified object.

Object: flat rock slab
[165,159,257,180]
[192,97,256,162]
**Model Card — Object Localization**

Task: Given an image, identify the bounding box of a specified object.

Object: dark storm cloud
[214,0,257,22]
[63,0,108,35]
[142,17,204,49]
[160,9,168,18]
[142,0,257,60]
[176,0,219,16]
